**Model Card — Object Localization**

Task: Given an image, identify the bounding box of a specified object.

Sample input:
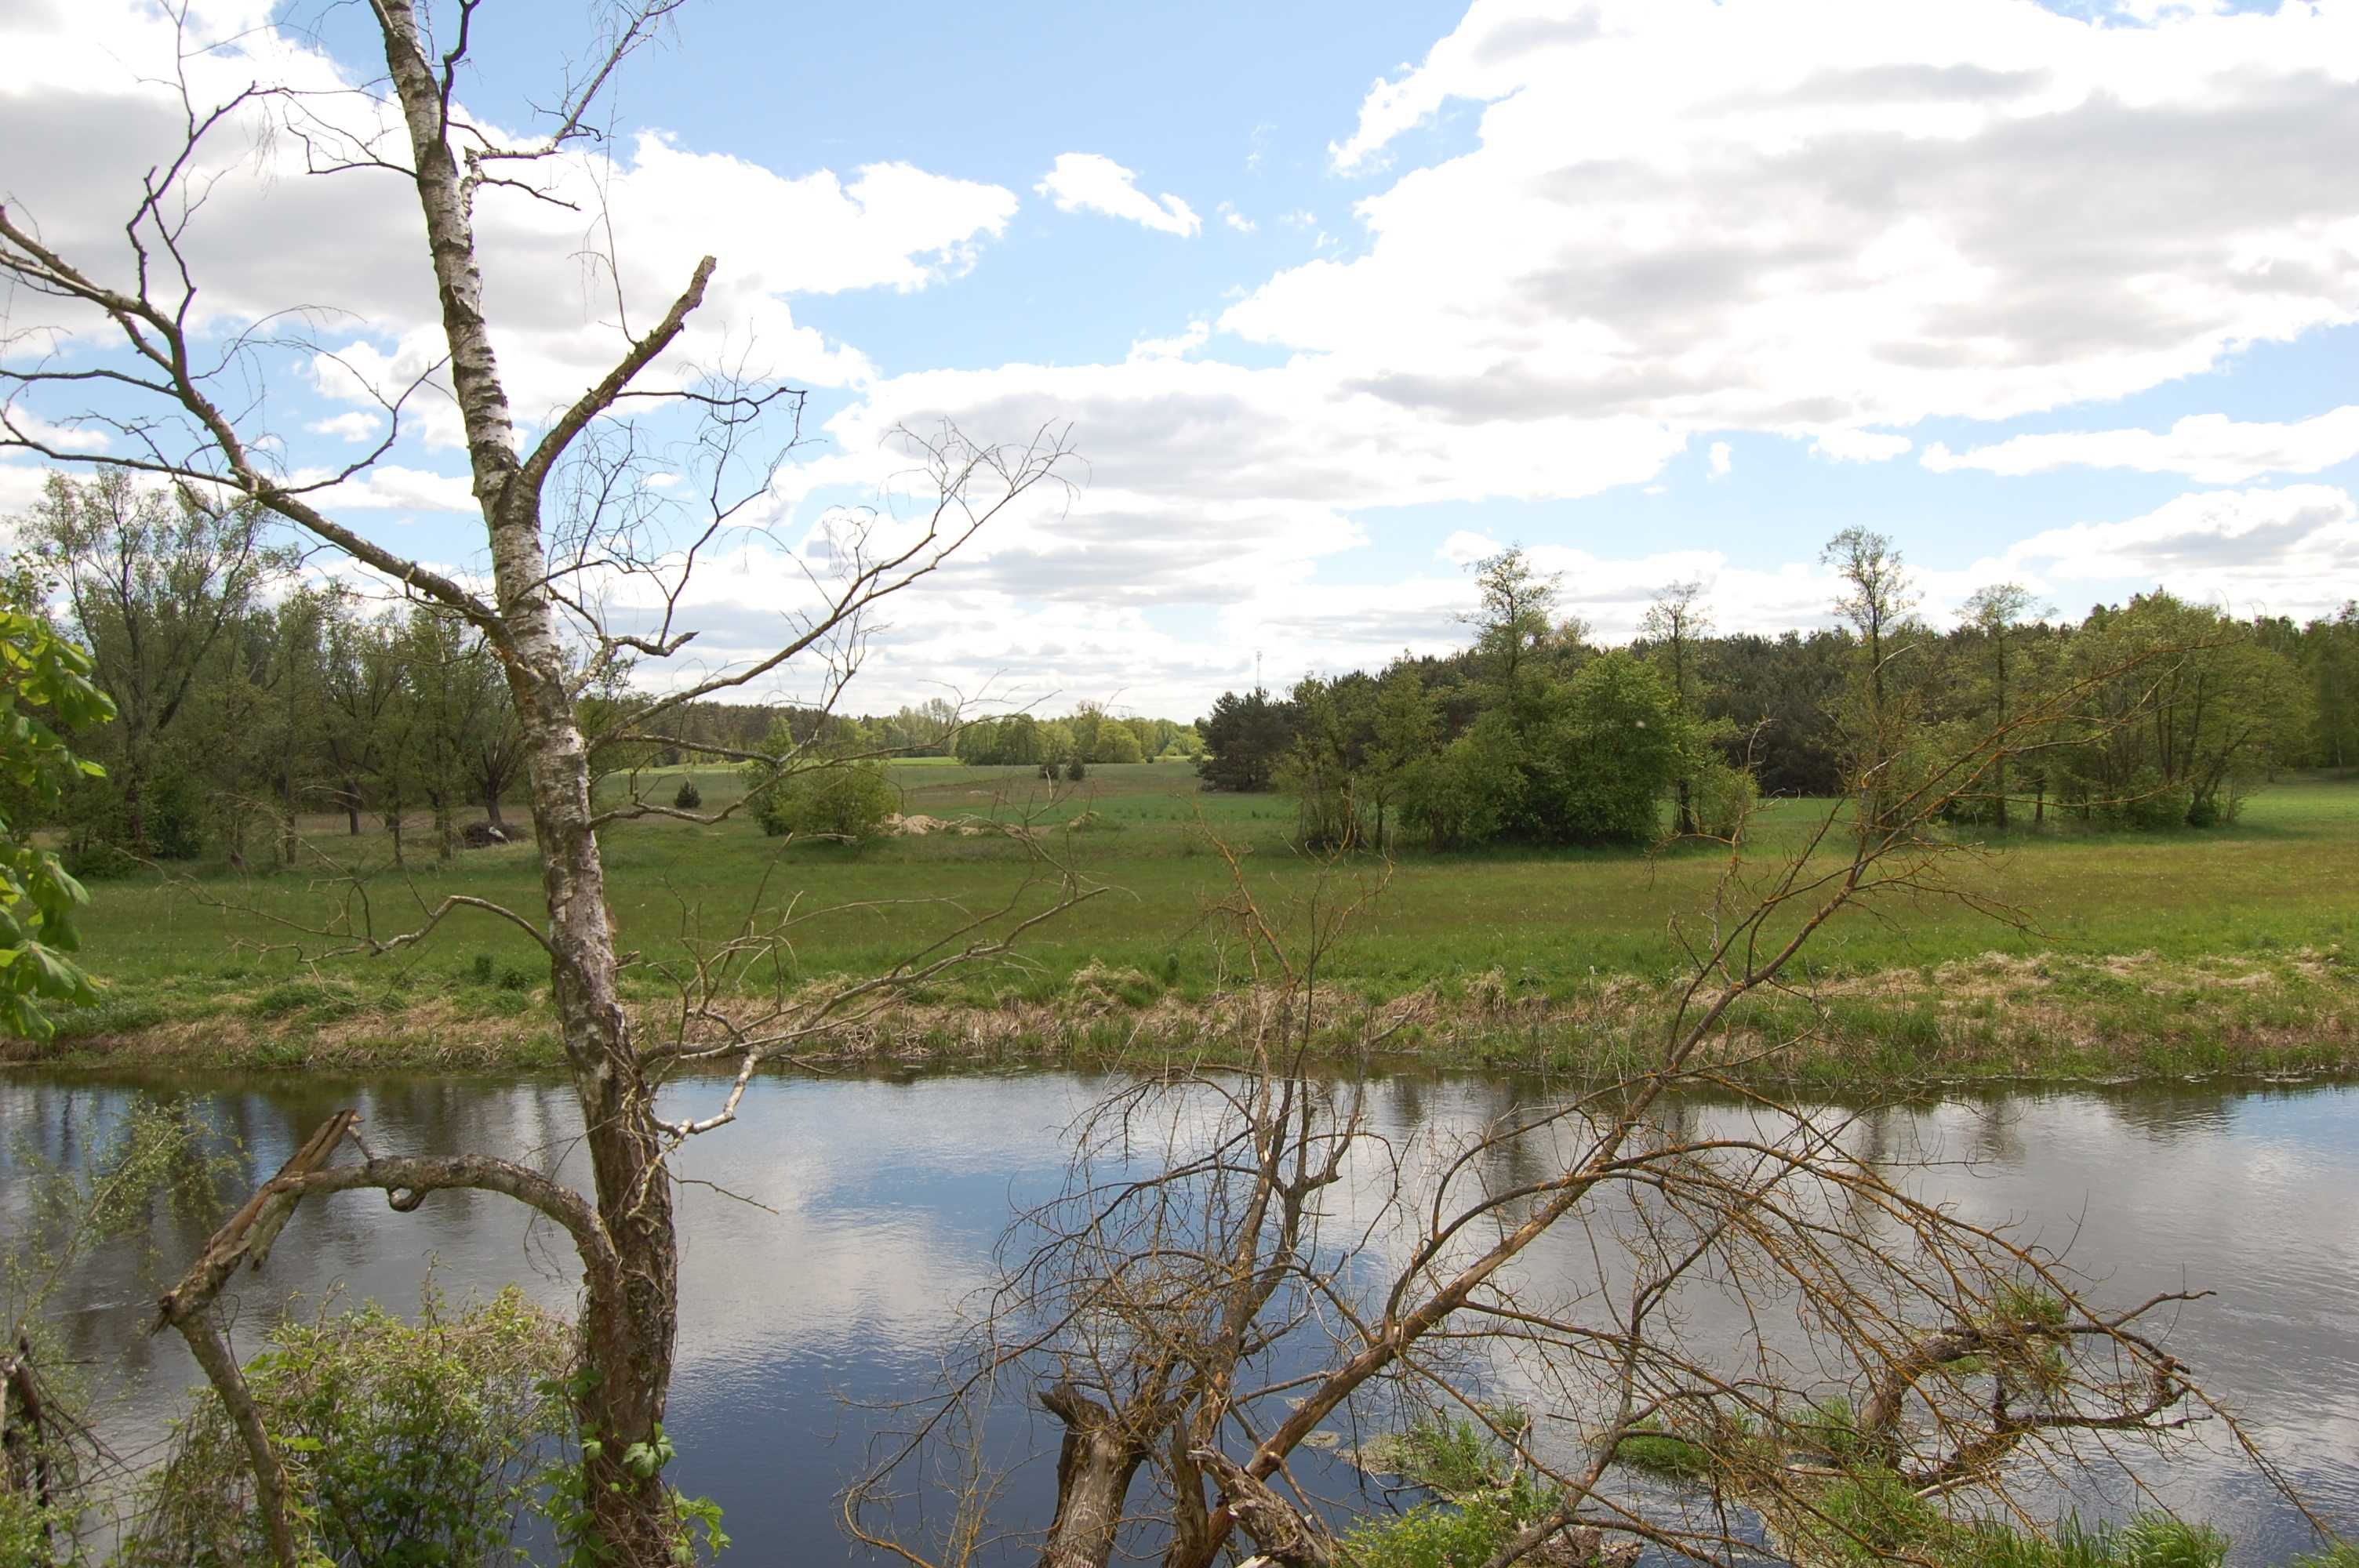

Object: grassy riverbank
[11,766,2355,1084]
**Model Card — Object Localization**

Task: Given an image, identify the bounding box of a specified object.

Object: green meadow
[31,762,2359,1079]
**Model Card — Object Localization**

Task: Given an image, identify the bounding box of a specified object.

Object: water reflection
[1,1069,2351,1563]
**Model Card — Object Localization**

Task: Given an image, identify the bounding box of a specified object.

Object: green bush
[1399,717,1523,850]
[1537,652,1690,844]
[673,776,703,811]
[751,760,898,840]
[1691,757,1761,840]
[123,1284,574,1568]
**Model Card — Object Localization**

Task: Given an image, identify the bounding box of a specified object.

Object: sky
[2,0,2356,720]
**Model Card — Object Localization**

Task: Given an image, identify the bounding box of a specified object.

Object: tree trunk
[433,797,455,862]
[484,781,505,827]
[1038,1383,1150,1568]
[122,768,147,856]
[372,4,688,1554]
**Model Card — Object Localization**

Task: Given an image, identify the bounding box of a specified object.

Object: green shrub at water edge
[122,1283,574,1568]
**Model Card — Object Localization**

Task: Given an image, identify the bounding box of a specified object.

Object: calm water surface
[2,1069,2354,1563]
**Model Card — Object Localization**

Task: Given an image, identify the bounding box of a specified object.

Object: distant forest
[1187,539,2355,851]
[13,466,2354,867]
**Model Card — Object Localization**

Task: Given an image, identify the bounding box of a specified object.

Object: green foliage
[1197,688,1294,792]
[2055,593,2310,829]
[0,573,116,1038]
[538,1368,729,1568]
[1537,652,1692,844]
[124,1283,575,1568]
[4,1098,229,1561]
[1808,1463,1954,1561]
[1337,1494,1530,1568]
[1343,1409,1563,1568]
[1397,713,1519,850]
[1612,1423,1714,1481]
[2288,1544,2359,1568]
[1365,1411,1532,1497]
[1793,1449,2231,1568]
[1690,757,1760,839]
[750,759,898,841]
[672,776,703,811]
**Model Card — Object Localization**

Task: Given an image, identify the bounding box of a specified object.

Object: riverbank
[10,943,2351,1087]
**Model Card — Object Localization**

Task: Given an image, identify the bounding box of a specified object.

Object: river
[2,1068,2354,1563]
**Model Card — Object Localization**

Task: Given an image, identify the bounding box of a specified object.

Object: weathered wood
[1038,1381,1153,1568]
[1189,1446,1332,1568]
[151,1109,358,1568]
[154,1108,357,1330]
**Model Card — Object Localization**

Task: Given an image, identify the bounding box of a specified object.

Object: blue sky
[4,0,2356,717]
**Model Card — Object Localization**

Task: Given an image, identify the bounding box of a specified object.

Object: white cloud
[1251,0,2359,437]
[307,411,385,444]
[1923,405,2359,483]
[0,2,1019,456]
[1217,201,1257,234]
[1976,484,2359,615]
[11,0,2359,719]
[1126,320,1211,362]
[1033,154,1201,238]
[1811,428,1914,463]
[1438,530,1503,565]
[0,409,111,454]
[299,464,480,514]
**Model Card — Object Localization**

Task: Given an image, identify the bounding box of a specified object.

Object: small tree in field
[751,759,896,841]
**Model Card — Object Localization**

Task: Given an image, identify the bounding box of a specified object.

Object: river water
[2,1068,2354,1563]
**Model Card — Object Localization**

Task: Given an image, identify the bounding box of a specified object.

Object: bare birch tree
[0,5,1074,1559]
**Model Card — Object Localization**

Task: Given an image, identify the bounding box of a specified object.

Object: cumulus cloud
[1217,201,1257,234]
[1033,154,1201,237]
[0,2,1020,454]
[1979,484,2359,613]
[1126,320,1211,361]
[1259,0,2359,437]
[300,465,480,514]
[1438,530,1503,566]
[1812,428,1914,463]
[1923,406,2359,483]
[11,0,2358,717]
[0,409,111,454]
[307,411,385,444]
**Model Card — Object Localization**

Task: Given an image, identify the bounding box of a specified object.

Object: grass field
[23,761,2359,1081]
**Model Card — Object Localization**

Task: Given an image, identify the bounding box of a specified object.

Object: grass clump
[1345,1411,1562,1568]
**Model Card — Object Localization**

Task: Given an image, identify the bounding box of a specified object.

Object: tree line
[9,470,1212,868]
[1196,533,2350,848]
